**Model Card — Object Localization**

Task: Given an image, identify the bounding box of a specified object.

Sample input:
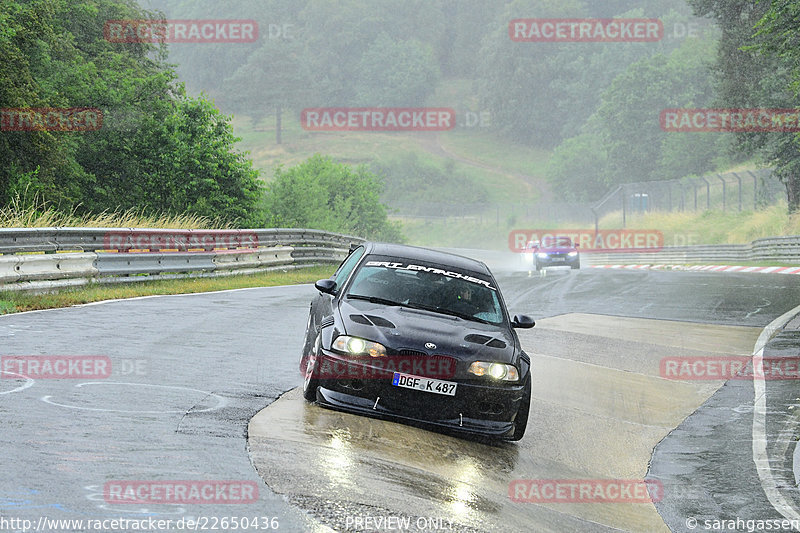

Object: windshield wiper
[346,294,404,307]
[402,301,493,325]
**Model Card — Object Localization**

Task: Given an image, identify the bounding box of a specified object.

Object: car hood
[338,299,517,363]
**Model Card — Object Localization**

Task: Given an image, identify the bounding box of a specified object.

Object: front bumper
[312,350,528,439]
[536,254,579,268]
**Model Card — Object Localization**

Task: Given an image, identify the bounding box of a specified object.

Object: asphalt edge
[753,304,800,527]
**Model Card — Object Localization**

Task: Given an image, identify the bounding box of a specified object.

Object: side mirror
[511,314,535,329]
[574,243,579,248]
[314,279,337,295]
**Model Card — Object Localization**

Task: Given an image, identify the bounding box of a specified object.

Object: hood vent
[464,333,506,349]
[349,314,396,329]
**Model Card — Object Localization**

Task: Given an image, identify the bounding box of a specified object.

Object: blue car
[524,236,580,270]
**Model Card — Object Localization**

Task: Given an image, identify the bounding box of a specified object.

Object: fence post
[622,185,627,228]
[746,170,760,209]
[731,172,743,211]
[701,176,710,210]
[694,182,698,211]
[716,174,726,211]
[667,181,672,211]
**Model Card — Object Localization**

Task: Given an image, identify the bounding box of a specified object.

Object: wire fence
[388,169,784,228]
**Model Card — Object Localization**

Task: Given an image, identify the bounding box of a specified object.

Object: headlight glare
[537,253,548,258]
[468,362,519,382]
[332,335,386,357]
[568,251,578,257]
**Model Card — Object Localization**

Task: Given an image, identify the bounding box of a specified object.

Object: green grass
[229,78,546,206]
[601,202,800,245]
[1,191,222,229]
[398,201,800,250]
[437,129,552,179]
[0,266,335,315]
[234,112,541,206]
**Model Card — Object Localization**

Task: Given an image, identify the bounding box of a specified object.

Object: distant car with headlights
[523,236,580,270]
[299,242,535,441]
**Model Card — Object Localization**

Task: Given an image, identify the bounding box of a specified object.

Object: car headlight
[568,251,578,257]
[332,335,386,357]
[537,253,548,259]
[468,362,519,382]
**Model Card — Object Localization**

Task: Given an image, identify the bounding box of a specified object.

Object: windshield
[346,257,505,325]
[541,236,574,248]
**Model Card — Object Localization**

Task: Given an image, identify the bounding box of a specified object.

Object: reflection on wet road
[3,255,800,532]
[249,311,761,532]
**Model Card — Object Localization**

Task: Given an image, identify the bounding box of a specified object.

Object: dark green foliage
[1,0,262,225]
[264,155,403,241]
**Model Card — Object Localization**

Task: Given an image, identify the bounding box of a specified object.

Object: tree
[354,33,440,106]
[589,35,719,186]
[545,133,608,201]
[80,90,263,225]
[224,37,314,144]
[688,0,800,211]
[1,0,263,225]
[264,155,403,241]
[750,0,800,211]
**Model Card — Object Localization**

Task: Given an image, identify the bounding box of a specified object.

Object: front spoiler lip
[314,386,516,439]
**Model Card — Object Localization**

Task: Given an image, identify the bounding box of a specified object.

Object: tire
[571,262,580,270]
[509,377,531,441]
[534,261,541,271]
[302,334,322,402]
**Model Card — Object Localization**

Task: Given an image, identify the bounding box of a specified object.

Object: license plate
[392,373,457,396]
[551,257,565,262]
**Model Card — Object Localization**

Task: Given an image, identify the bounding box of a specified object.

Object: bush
[264,155,404,242]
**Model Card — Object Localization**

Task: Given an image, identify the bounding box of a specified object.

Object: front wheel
[302,334,322,402]
[509,377,531,441]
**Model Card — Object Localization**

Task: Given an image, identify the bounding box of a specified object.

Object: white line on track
[41,382,228,414]
[0,370,34,395]
[752,303,800,529]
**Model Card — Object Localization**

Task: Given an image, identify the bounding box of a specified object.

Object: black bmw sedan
[299,242,535,441]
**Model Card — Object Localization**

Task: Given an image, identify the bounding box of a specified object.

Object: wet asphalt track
[2,250,800,532]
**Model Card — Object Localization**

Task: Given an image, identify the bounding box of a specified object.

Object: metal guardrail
[0,228,365,290]
[1,227,798,289]
[585,235,800,265]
